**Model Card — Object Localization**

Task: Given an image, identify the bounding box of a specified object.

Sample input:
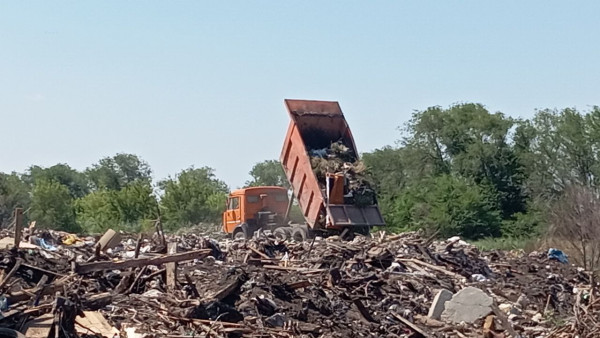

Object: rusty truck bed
[279,99,385,231]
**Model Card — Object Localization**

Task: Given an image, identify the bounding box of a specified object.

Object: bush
[76,180,158,233]
[159,167,228,230]
[30,179,79,232]
[388,175,502,239]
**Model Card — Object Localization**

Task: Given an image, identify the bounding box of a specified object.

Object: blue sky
[1,1,599,189]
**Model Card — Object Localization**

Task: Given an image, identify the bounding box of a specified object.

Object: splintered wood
[0,227,595,337]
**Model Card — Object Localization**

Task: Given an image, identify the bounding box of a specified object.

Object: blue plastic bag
[548,248,569,264]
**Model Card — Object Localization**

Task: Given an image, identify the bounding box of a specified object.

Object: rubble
[428,289,453,320]
[0,226,597,337]
[441,286,493,324]
[309,141,376,207]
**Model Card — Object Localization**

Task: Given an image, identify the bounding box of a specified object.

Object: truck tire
[291,226,308,242]
[233,223,250,240]
[272,227,290,241]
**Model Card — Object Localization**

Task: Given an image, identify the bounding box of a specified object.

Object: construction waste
[309,141,376,207]
[0,226,597,338]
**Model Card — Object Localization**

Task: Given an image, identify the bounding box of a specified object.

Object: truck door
[224,196,241,233]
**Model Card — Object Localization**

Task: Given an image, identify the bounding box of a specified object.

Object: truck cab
[222,186,289,239]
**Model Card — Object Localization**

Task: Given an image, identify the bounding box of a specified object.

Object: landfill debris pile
[309,141,376,207]
[0,226,597,338]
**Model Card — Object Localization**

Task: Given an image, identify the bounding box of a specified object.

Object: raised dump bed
[280,99,385,233]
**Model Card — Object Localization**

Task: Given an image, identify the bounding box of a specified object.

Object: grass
[470,236,541,252]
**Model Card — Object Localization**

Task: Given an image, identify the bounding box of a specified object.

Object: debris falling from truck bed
[0,227,595,337]
[309,141,376,207]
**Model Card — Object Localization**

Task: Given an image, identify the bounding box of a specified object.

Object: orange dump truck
[223,99,385,240]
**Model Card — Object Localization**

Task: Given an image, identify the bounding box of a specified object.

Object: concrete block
[427,289,453,320]
[441,286,493,323]
[98,229,121,251]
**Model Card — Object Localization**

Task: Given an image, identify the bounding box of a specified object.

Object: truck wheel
[233,223,250,240]
[291,226,308,242]
[273,227,290,241]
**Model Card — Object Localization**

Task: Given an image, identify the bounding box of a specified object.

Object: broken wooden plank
[206,276,245,302]
[82,293,113,311]
[75,311,120,337]
[29,274,49,306]
[0,237,38,250]
[287,280,311,289]
[134,233,143,259]
[21,263,65,278]
[114,271,134,294]
[248,246,271,260]
[184,272,200,298]
[22,313,54,338]
[0,258,22,290]
[14,208,23,249]
[392,312,431,338]
[399,258,464,280]
[166,241,178,290]
[263,265,325,273]
[74,249,212,274]
[126,266,148,294]
[6,274,75,304]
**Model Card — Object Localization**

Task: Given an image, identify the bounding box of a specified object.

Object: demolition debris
[0,226,597,337]
[309,141,376,207]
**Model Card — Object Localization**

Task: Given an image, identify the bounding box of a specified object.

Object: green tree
[159,167,229,230]
[516,107,600,199]
[245,160,289,188]
[76,180,157,233]
[362,147,407,197]
[391,175,501,239]
[0,172,31,227]
[115,180,158,224]
[403,103,527,221]
[75,190,121,233]
[86,153,152,191]
[30,179,79,232]
[362,147,409,227]
[26,164,89,198]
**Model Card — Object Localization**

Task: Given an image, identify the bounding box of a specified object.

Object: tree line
[1,103,599,241]
[0,154,228,233]
[363,103,600,240]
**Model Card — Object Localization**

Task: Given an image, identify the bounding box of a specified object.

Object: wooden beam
[13,208,23,249]
[205,276,245,302]
[287,280,311,289]
[134,233,143,259]
[399,258,464,280]
[262,265,325,273]
[6,274,75,304]
[21,263,65,278]
[0,258,22,290]
[74,249,212,274]
[248,246,271,260]
[392,313,431,338]
[166,242,178,290]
